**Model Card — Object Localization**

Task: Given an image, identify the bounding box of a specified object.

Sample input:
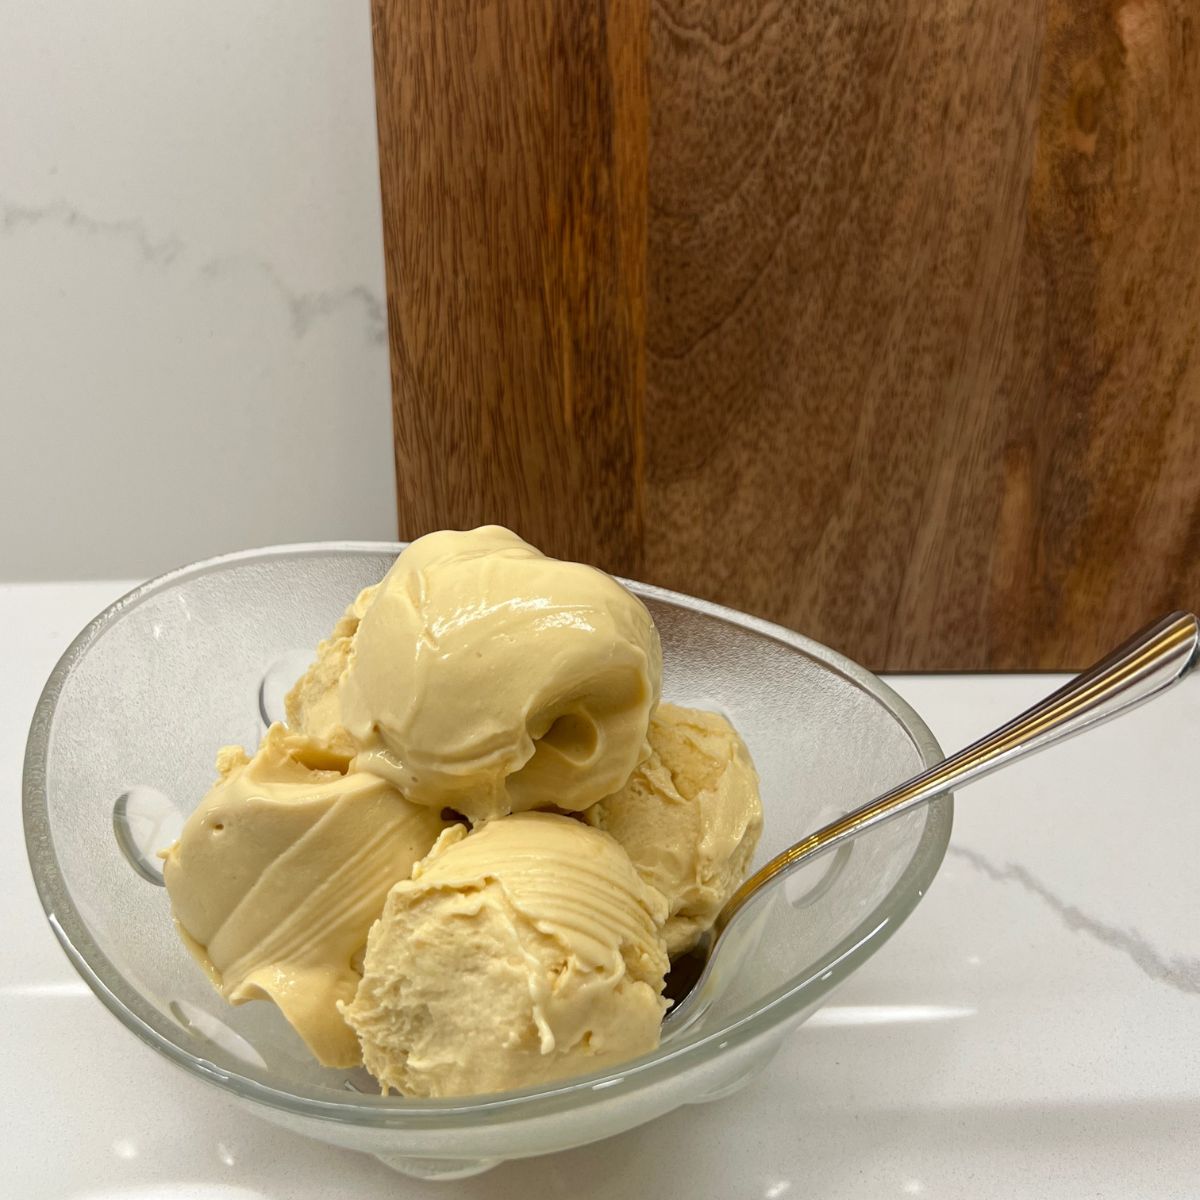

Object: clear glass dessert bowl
[23,544,952,1181]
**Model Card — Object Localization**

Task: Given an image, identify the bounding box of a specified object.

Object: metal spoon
[662,610,1199,1036]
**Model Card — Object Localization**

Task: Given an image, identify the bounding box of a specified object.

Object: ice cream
[341,812,670,1097]
[161,723,449,1066]
[338,526,663,823]
[164,526,766,1098]
[585,703,762,956]
[284,583,377,758]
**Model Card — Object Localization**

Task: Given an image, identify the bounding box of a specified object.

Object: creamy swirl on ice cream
[340,526,662,824]
[341,812,670,1097]
[162,724,448,1066]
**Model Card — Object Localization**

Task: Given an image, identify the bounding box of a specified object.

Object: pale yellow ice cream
[585,703,763,956]
[284,584,377,757]
[165,526,766,1098]
[162,723,449,1066]
[339,526,662,824]
[341,812,670,1097]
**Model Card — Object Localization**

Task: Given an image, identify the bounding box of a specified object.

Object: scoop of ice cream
[585,703,762,956]
[161,723,449,1066]
[340,526,662,823]
[341,812,670,1097]
[284,584,377,756]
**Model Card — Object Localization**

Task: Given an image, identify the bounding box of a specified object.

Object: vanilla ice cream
[162,724,449,1066]
[585,703,762,956]
[341,812,670,1097]
[339,526,662,823]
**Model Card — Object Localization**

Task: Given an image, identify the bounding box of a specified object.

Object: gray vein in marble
[199,256,386,343]
[0,195,386,344]
[1,197,184,263]
[949,845,1200,995]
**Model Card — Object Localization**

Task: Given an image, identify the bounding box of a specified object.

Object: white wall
[0,2,396,580]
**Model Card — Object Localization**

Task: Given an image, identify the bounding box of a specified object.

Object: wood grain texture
[376,0,1200,669]
[646,0,1200,670]
[371,0,648,576]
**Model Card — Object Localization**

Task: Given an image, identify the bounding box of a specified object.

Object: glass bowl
[23,544,952,1180]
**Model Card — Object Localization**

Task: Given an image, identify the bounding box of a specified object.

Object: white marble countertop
[5,581,1198,1199]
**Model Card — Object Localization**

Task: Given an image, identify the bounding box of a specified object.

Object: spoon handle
[717,610,1199,933]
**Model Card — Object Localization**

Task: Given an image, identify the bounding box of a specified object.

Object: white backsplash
[0,1,396,579]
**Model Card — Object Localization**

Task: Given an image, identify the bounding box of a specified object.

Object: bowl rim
[23,541,952,1128]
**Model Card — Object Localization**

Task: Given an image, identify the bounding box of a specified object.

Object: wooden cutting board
[371,0,1200,671]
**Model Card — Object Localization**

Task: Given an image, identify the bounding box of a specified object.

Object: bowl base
[373,1153,502,1180]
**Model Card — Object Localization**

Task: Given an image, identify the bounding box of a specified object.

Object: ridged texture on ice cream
[162,723,449,1066]
[341,812,670,1097]
[585,703,762,956]
[340,526,662,823]
[284,584,377,757]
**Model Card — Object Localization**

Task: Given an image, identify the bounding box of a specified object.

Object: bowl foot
[373,1153,502,1180]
